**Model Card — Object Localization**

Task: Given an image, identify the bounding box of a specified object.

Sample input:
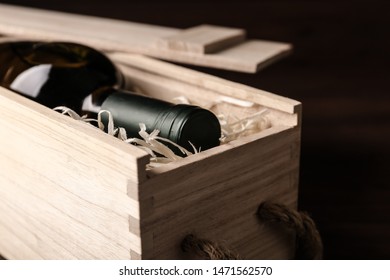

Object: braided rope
[181,234,240,260]
[257,202,323,260]
[182,202,323,260]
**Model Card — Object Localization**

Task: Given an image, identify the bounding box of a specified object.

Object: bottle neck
[98,89,175,137]
[81,87,116,114]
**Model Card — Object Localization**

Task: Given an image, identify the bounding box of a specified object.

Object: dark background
[1,0,389,259]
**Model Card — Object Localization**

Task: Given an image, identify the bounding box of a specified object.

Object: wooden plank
[0,219,44,259]
[152,175,297,259]
[0,87,149,184]
[0,177,138,259]
[0,87,150,259]
[0,3,291,73]
[141,126,299,205]
[110,53,301,114]
[138,126,300,259]
[156,24,246,54]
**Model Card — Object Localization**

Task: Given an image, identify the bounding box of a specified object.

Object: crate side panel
[141,126,297,204]
[0,87,149,183]
[0,153,141,259]
[139,126,300,259]
[0,88,147,259]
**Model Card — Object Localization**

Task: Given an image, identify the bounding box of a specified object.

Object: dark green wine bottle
[0,41,221,154]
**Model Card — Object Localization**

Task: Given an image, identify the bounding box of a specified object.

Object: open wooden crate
[0,4,301,259]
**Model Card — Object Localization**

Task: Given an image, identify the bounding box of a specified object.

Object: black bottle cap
[101,91,221,154]
[161,105,221,152]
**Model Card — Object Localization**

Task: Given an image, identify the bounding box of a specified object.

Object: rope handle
[181,201,323,260]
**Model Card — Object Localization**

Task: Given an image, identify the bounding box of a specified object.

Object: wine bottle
[0,41,221,154]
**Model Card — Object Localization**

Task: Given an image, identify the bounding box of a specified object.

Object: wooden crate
[0,5,301,260]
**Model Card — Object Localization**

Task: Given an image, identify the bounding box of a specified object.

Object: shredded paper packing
[54,96,271,169]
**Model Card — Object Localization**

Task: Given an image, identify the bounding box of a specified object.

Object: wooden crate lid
[0,3,291,73]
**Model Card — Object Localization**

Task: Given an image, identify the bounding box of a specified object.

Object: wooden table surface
[0,0,389,259]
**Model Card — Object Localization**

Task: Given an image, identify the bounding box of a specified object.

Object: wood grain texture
[0,57,300,259]
[0,3,291,73]
[0,4,301,258]
[0,87,149,259]
[139,126,300,259]
[156,24,246,54]
[0,0,388,261]
[115,56,301,259]
[109,53,300,114]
